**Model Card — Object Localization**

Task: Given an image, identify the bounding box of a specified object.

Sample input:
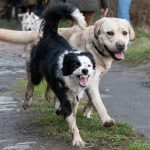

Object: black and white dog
[22,3,95,147]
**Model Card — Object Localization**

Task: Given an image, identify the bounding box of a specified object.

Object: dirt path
[101,62,150,139]
[0,42,150,150]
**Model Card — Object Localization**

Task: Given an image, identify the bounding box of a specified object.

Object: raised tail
[41,3,86,37]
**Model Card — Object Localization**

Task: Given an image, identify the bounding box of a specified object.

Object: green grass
[128,140,150,150]
[15,79,150,149]
[123,28,150,67]
[0,20,18,29]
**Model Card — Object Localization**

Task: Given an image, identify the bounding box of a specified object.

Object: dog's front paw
[83,110,92,119]
[103,118,115,127]
[22,101,31,110]
[72,136,85,147]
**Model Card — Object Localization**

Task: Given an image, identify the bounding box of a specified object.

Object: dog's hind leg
[54,97,62,115]
[22,61,34,110]
[44,83,51,102]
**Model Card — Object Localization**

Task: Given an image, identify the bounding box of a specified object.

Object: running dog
[22,3,95,147]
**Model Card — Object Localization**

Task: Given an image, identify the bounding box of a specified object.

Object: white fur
[22,12,42,31]
[21,12,42,58]
[66,113,85,147]
[71,9,87,28]
[58,50,69,72]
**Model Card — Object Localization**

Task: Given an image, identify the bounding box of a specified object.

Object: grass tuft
[128,140,150,150]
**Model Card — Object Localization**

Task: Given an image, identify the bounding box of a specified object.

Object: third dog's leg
[45,83,53,101]
[22,61,34,110]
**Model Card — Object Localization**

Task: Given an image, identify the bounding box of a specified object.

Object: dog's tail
[41,3,86,37]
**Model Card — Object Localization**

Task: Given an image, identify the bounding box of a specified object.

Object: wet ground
[0,42,150,150]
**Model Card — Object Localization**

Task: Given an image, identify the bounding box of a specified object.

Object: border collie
[22,3,96,147]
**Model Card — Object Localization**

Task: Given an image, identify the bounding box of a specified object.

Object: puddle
[0,96,18,112]
[0,57,24,67]
[2,141,37,150]
[0,69,25,75]
[142,81,150,88]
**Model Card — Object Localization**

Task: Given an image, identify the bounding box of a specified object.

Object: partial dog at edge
[21,12,42,58]
[0,9,135,129]
[21,12,41,31]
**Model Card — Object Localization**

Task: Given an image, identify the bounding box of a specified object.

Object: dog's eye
[123,31,128,35]
[107,31,114,36]
[88,64,91,67]
[72,62,79,68]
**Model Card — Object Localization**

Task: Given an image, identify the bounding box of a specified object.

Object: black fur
[30,4,95,118]
[41,3,75,37]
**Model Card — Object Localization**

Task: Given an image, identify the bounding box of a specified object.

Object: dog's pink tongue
[79,76,88,87]
[115,52,124,60]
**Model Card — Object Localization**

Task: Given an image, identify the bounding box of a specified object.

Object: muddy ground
[0,42,150,150]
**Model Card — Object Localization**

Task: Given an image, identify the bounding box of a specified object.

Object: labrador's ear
[123,19,135,41]
[128,23,135,41]
[94,17,107,39]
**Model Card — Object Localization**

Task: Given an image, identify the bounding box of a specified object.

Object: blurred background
[0,0,149,28]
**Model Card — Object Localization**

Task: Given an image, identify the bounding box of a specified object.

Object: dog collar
[92,41,106,57]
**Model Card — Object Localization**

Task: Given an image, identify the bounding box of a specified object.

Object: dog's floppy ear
[94,17,107,39]
[62,53,74,76]
[62,55,69,76]
[123,19,135,41]
[128,23,135,41]
[62,53,79,76]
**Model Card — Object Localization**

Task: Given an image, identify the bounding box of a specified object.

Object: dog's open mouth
[104,45,125,61]
[76,75,89,87]
[114,52,124,60]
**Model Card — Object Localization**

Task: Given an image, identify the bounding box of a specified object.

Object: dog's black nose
[116,42,125,51]
[28,28,31,31]
[82,69,88,75]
